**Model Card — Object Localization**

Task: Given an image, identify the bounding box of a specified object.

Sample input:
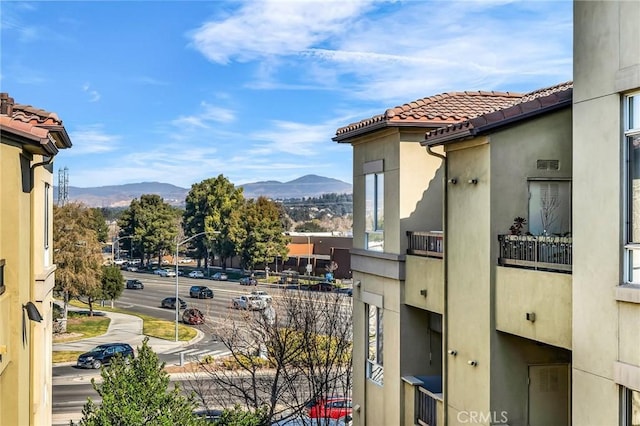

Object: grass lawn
[53,314,111,342]
[63,299,197,341]
[53,351,84,364]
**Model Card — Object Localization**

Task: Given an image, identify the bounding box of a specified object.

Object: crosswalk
[163,347,231,362]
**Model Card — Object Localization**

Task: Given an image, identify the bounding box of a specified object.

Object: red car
[182,308,205,325]
[306,397,352,419]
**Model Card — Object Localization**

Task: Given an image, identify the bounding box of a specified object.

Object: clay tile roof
[423,81,573,146]
[0,93,72,154]
[333,90,524,142]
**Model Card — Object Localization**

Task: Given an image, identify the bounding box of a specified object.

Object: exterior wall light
[468,178,478,184]
[447,349,458,356]
[23,302,43,322]
[448,178,458,184]
[468,360,478,367]
[526,312,536,322]
[420,289,427,297]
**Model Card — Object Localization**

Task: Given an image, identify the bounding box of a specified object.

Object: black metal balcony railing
[407,231,444,258]
[416,386,439,426]
[498,234,572,273]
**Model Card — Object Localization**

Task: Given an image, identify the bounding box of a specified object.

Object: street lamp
[175,231,219,342]
[111,235,133,262]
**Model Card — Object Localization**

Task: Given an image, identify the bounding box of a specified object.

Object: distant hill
[55,175,352,208]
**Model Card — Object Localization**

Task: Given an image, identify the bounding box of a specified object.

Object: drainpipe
[426,144,448,426]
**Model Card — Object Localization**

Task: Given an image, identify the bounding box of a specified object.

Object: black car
[161,297,187,310]
[126,279,144,289]
[76,343,134,369]
[308,282,335,292]
[189,285,214,299]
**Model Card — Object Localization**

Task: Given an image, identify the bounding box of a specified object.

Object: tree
[190,290,353,425]
[53,202,104,325]
[183,175,245,269]
[77,338,205,426]
[239,197,290,272]
[101,265,124,308]
[89,207,109,243]
[118,194,179,265]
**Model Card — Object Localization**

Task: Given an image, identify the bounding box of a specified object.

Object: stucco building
[0,93,72,425]
[333,1,639,424]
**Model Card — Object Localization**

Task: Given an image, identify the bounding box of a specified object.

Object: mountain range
[55,175,352,208]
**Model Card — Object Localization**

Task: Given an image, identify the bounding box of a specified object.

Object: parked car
[188,270,205,279]
[125,265,139,272]
[161,297,187,310]
[212,272,228,281]
[333,287,353,297]
[154,268,168,277]
[189,285,214,299]
[308,282,335,292]
[165,269,176,277]
[232,295,267,310]
[126,279,144,290]
[76,343,134,369]
[250,290,272,303]
[306,397,353,419]
[182,308,205,325]
[239,276,258,286]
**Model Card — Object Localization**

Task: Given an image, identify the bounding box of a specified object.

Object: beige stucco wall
[405,255,444,314]
[446,140,492,418]
[0,142,54,425]
[573,1,640,424]
[495,267,572,349]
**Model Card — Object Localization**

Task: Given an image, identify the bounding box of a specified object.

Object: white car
[188,270,205,279]
[232,295,267,311]
[154,269,175,277]
[250,290,272,304]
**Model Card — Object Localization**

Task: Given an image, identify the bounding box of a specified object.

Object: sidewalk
[53,309,204,366]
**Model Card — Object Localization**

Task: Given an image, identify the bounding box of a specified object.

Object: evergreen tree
[78,338,204,426]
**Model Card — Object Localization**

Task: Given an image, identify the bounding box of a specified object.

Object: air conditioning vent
[537,159,560,170]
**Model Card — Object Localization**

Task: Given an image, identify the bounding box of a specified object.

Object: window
[528,180,571,236]
[0,259,5,296]
[44,182,50,249]
[624,93,640,283]
[365,172,384,251]
[366,303,383,384]
[621,387,640,426]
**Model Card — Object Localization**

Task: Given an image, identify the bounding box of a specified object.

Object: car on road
[306,397,353,420]
[193,409,223,422]
[125,279,144,290]
[161,297,187,310]
[182,308,205,325]
[212,272,228,281]
[188,270,205,279]
[250,290,272,303]
[154,268,176,277]
[189,285,214,299]
[125,265,139,272]
[232,295,267,311]
[76,343,134,369]
[239,276,258,286]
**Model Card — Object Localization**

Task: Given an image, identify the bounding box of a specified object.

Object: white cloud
[189,0,375,64]
[189,0,572,103]
[67,125,119,155]
[170,101,236,129]
[82,83,100,102]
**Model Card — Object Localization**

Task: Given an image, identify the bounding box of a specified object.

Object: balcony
[498,234,572,273]
[402,375,443,426]
[407,231,443,258]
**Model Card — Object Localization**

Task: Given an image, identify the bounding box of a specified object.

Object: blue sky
[1,0,573,189]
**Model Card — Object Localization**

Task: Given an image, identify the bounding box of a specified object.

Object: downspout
[426,144,448,426]
[30,155,53,170]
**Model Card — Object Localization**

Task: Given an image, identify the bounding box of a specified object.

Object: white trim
[615,361,640,393]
